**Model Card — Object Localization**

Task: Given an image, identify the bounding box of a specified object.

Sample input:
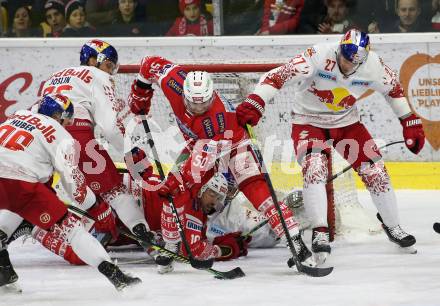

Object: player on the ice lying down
[235,28,425,262]
[127,57,315,269]
[0,94,141,291]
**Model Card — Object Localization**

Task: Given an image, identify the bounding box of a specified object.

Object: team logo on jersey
[40,213,51,224]
[299,130,309,140]
[91,182,101,191]
[308,82,356,111]
[318,71,337,82]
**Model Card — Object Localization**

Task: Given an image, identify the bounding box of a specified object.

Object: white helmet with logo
[183,71,214,115]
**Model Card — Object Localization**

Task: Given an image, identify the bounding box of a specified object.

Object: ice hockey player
[127,57,316,270]
[235,29,425,262]
[39,39,155,246]
[0,94,141,291]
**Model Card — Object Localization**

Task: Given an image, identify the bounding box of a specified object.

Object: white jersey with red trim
[0,110,95,207]
[41,66,132,153]
[255,43,409,128]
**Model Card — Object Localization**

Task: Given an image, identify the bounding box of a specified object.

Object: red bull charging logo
[308,82,357,111]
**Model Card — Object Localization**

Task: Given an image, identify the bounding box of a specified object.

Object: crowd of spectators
[0,0,438,38]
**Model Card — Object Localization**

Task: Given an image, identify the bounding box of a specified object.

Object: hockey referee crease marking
[52,162,440,191]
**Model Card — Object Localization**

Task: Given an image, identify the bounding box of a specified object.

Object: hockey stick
[139,114,214,270]
[328,140,405,182]
[245,124,333,277]
[68,205,244,279]
[119,228,245,280]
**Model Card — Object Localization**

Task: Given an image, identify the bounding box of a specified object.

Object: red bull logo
[89,40,109,53]
[308,83,357,111]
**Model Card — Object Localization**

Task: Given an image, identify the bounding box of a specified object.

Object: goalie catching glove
[128,80,154,115]
[213,232,252,261]
[400,113,425,155]
[236,94,265,127]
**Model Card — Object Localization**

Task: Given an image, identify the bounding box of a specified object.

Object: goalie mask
[183,71,214,115]
[198,173,228,215]
[80,39,119,75]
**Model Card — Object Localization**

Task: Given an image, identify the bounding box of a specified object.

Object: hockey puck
[433,222,440,234]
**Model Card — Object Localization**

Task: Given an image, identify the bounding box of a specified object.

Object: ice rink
[2,190,440,306]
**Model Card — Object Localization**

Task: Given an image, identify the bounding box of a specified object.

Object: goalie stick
[68,205,245,279]
[246,125,333,277]
[139,113,214,270]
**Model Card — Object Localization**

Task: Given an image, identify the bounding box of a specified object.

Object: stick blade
[288,257,333,277]
[213,267,246,280]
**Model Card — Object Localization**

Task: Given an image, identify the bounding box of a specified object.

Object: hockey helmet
[339,29,370,65]
[199,173,229,214]
[79,39,119,74]
[183,71,214,115]
[38,94,74,120]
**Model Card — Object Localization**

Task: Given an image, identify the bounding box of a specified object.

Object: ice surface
[2,190,440,306]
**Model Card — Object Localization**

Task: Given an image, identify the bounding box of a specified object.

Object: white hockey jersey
[0,110,95,208]
[41,66,133,154]
[255,43,410,128]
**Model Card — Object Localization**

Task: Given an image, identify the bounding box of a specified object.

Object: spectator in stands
[385,0,430,32]
[40,0,66,37]
[223,0,264,35]
[351,0,394,33]
[317,0,356,34]
[257,0,304,35]
[0,2,7,36]
[432,0,440,30]
[6,5,38,37]
[62,0,95,37]
[296,0,326,33]
[85,0,117,27]
[166,0,213,36]
[104,0,144,36]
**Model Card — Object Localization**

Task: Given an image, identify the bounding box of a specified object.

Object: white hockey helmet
[199,173,229,213]
[183,71,214,115]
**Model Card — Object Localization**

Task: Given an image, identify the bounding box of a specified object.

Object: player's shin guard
[102,184,150,233]
[32,227,85,265]
[358,161,400,228]
[301,153,329,229]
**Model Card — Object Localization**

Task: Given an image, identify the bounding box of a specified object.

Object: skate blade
[313,252,329,266]
[0,282,22,294]
[399,245,417,254]
[157,264,174,274]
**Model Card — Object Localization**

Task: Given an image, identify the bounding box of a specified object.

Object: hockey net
[114,63,381,240]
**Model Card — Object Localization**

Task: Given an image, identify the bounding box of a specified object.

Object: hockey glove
[400,113,425,155]
[88,200,118,240]
[213,232,252,261]
[128,80,154,115]
[124,147,154,180]
[158,172,183,198]
[236,94,265,127]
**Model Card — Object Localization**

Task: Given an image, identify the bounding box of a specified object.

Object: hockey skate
[311,227,331,265]
[377,214,417,254]
[98,261,141,291]
[154,242,180,274]
[291,233,316,268]
[7,221,34,244]
[132,224,155,247]
[0,249,21,293]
